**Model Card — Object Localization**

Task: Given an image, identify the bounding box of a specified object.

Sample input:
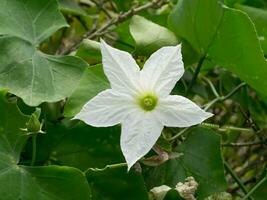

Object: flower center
[138,94,158,111]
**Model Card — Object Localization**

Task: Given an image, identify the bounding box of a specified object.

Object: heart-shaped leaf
[0,0,87,106]
[0,90,91,199]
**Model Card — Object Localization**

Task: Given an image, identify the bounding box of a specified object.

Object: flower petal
[155,95,213,127]
[74,89,135,127]
[140,45,184,96]
[121,111,164,170]
[100,39,141,95]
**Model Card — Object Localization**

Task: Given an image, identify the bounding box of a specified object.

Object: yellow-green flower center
[138,94,158,111]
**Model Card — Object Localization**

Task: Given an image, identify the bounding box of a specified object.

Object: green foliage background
[0,0,267,199]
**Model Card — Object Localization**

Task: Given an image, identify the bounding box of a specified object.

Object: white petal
[121,111,164,170]
[140,45,184,96]
[100,39,141,95]
[74,89,135,127]
[155,95,213,127]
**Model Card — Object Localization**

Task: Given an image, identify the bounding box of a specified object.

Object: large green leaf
[168,0,267,98]
[64,64,109,117]
[130,15,179,56]
[0,0,87,106]
[144,128,226,199]
[0,0,67,44]
[0,90,91,199]
[0,36,87,106]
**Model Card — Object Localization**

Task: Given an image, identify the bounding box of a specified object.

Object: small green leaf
[130,15,179,55]
[59,0,87,16]
[76,39,102,65]
[64,64,109,117]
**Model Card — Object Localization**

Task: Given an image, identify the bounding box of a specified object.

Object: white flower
[74,39,213,170]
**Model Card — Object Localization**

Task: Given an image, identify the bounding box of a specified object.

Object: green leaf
[235,4,267,55]
[130,15,179,55]
[64,64,109,117]
[0,0,68,45]
[59,0,87,16]
[0,0,87,106]
[144,127,226,199]
[168,0,267,98]
[0,90,91,199]
[35,122,123,170]
[86,167,149,200]
[0,36,87,106]
[75,39,102,65]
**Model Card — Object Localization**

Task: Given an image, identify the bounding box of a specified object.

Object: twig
[61,0,169,55]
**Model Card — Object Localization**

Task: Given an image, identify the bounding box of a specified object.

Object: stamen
[138,93,158,111]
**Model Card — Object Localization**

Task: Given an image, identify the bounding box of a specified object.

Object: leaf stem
[31,134,37,166]
[242,174,267,200]
[186,55,206,95]
[84,163,127,174]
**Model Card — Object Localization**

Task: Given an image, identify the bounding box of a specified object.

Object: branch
[61,0,169,55]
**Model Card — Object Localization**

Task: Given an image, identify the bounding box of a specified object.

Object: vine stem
[200,122,252,133]
[242,175,267,200]
[84,163,127,174]
[203,82,246,110]
[222,140,266,147]
[224,162,253,200]
[31,135,37,166]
